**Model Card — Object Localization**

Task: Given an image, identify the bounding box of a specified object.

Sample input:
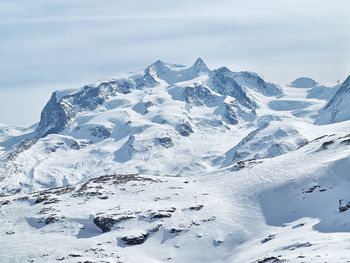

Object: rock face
[35,92,76,138]
[182,85,219,106]
[35,80,132,138]
[211,67,255,109]
[176,122,194,137]
[316,75,350,124]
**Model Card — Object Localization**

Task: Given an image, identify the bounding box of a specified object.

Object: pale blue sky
[0,0,349,125]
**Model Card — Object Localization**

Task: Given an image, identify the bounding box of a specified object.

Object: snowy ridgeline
[0,59,350,263]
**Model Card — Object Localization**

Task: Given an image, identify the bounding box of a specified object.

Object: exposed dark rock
[73,174,158,197]
[212,67,255,109]
[136,64,160,88]
[282,242,312,250]
[261,234,276,244]
[34,195,50,204]
[38,207,55,215]
[32,185,74,197]
[150,212,172,220]
[292,223,305,229]
[256,257,284,263]
[224,103,239,125]
[155,137,174,148]
[233,159,263,170]
[164,207,176,213]
[42,216,61,225]
[94,215,134,232]
[176,122,193,136]
[88,125,111,139]
[312,134,331,142]
[188,205,204,211]
[339,199,350,212]
[0,200,10,206]
[319,140,335,150]
[35,79,132,138]
[183,84,219,106]
[14,196,29,202]
[169,228,183,233]
[35,195,60,205]
[201,216,216,222]
[35,92,76,137]
[121,233,149,245]
[341,139,350,145]
[93,217,118,232]
[148,224,162,233]
[303,185,320,194]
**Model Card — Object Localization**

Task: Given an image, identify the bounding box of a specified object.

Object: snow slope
[1,59,350,263]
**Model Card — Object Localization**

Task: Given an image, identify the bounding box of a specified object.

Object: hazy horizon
[1,0,349,125]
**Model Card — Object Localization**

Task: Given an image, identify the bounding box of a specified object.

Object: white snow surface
[1,60,350,263]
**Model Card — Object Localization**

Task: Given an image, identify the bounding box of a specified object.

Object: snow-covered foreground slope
[2,129,350,263]
[1,59,349,262]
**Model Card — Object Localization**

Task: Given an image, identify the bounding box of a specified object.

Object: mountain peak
[191,57,209,72]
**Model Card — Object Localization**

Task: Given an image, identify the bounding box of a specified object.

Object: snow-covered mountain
[316,75,350,124]
[288,77,318,88]
[0,59,285,194]
[1,59,350,263]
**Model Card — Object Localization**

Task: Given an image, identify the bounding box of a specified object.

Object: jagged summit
[190,57,210,73]
[144,58,209,84]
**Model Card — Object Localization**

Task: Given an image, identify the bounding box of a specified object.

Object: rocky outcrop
[183,84,219,106]
[94,215,134,232]
[176,122,193,136]
[155,137,174,148]
[121,232,149,245]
